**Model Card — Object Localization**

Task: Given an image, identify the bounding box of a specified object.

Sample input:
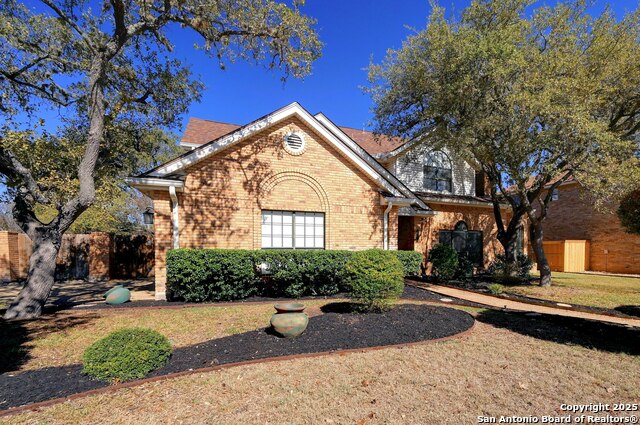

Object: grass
[2,306,638,424]
[505,272,640,310]
[0,301,330,372]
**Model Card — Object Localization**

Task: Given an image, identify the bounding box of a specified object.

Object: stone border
[0,320,476,418]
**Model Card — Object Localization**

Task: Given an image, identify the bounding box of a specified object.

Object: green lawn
[506,272,640,311]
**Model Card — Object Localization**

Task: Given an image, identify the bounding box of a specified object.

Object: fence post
[89,232,112,281]
[0,231,12,282]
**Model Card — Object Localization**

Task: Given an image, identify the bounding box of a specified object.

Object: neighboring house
[128,103,514,300]
[542,179,640,274]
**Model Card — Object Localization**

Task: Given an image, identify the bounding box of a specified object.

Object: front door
[398,216,415,251]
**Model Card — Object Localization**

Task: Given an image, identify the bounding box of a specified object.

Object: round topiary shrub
[428,244,459,282]
[344,249,405,312]
[82,328,172,383]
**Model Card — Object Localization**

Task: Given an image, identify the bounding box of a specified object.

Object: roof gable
[179,116,409,156]
[142,102,430,211]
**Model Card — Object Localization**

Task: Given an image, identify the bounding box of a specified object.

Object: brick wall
[151,117,402,299]
[542,183,640,274]
[415,203,514,272]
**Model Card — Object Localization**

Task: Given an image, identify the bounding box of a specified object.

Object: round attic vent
[283,132,305,155]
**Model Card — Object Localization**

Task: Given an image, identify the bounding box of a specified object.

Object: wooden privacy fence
[0,231,154,282]
[531,240,590,273]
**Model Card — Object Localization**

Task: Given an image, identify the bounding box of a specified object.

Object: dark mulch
[0,304,473,411]
[406,276,640,319]
[74,293,350,311]
[67,285,479,311]
[498,291,640,318]
[476,309,640,355]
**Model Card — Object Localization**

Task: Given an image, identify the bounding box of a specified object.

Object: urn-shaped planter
[270,303,309,338]
[105,286,131,305]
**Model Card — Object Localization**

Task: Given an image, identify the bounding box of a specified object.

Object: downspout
[383,202,393,250]
[169,185,180,249]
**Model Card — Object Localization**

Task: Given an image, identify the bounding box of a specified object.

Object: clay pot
[274,302,306,314]
[270,303,309,338]
[105,286,131,305]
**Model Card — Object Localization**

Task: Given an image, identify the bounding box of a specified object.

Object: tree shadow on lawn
[0,313,99,374]
[0,304,474,410]
[615,305,640,318]
[476,309,640,355]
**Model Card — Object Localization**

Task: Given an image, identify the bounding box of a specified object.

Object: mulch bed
[405,276,640,319]
[0,303,474,411]
[62,284,482,311]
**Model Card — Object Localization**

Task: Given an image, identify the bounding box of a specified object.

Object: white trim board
[314,113,430,212]
[144,102,425,203]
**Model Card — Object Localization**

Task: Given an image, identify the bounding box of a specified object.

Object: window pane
[424,166,437,179]
[261,211,272,248]
[263,210,324,249]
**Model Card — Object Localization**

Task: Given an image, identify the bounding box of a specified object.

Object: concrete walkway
[412,281,640,328]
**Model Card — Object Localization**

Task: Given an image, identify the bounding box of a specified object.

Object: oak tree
[0,0,321,319]
[368,0,640,286]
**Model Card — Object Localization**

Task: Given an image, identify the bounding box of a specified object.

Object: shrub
[428,244,459,282]
[393,250,423,276]
[455,254,474,279]
[344,249,405,312]
[489,253,533,283]
[487,283,504,295]
[167,248,425,302]
[82,328,172,383]
[167,249,259,302]
[253,250,352,297]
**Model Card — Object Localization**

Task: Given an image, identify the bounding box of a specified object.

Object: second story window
[424,151,452,192]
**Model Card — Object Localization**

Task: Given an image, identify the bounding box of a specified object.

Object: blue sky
[164,0,636,132]
[168,0,438,131]
[15,0,638,134]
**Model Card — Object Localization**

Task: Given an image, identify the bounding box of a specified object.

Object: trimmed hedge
[82,328,171,383]
[394,250,423,276]
[344,249,405,311]
[167,248,423,302]
[166,249,258,302]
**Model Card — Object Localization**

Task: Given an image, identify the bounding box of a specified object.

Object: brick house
[541,179,640,274]
[128,103,514,300]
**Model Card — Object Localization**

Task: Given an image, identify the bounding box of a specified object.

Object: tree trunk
[3,232,62,320]
[3,58,106,320]
[530,222,552,287]
[498,231,519,262]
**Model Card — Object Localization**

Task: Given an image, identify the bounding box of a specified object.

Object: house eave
[421,196,510,209]
[143,102,414,199]
[125,177,185,192]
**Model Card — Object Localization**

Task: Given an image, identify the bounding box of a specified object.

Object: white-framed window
[551,189,559,201]
[424,151,452,192]
[261,210,324,249]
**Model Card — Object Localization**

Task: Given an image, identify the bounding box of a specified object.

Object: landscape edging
[0,320,476,418]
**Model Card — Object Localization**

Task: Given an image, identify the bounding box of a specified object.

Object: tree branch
[0,147,50,204]
[37,0,96,54]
